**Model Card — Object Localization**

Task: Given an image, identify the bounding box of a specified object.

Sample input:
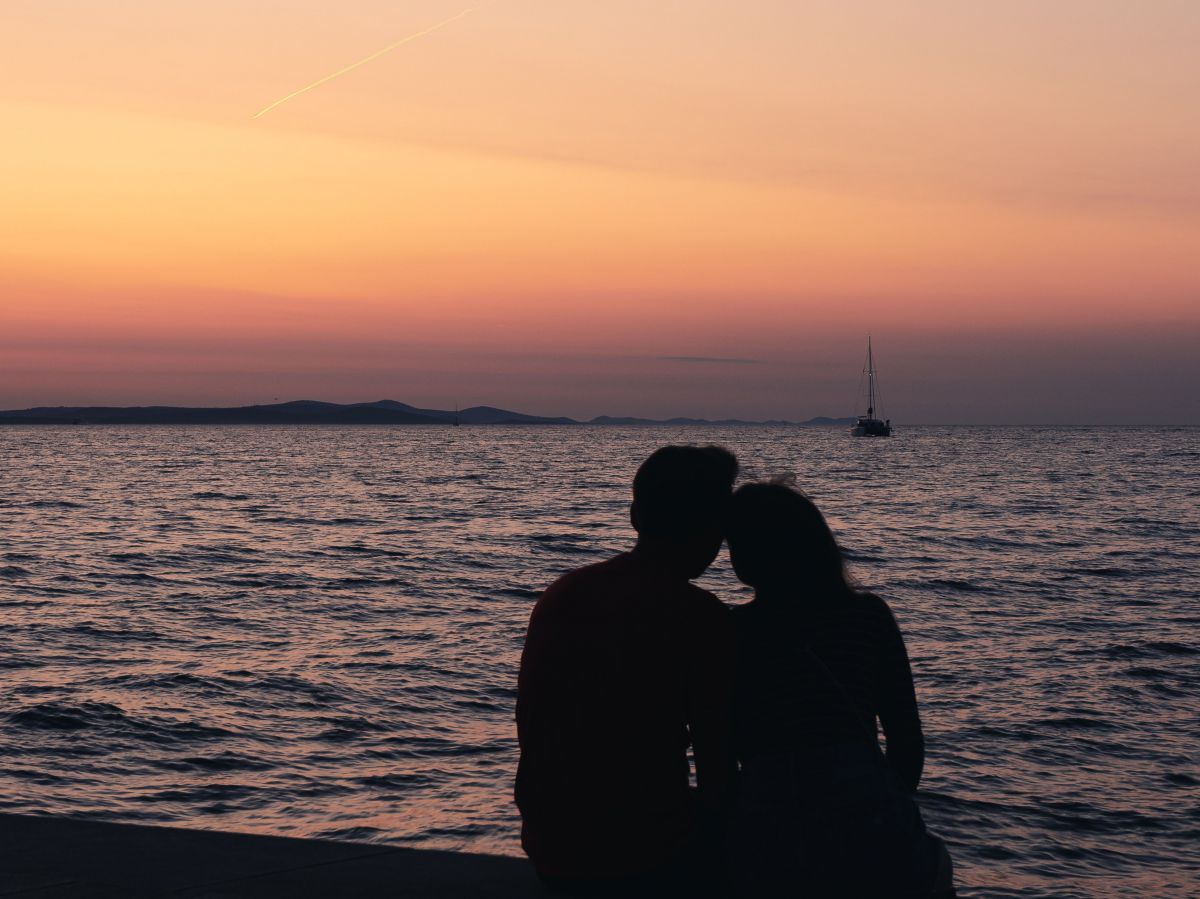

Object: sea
[1,425,1197,897]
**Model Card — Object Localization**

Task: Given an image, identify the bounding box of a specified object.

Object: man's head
[630,445,738,578]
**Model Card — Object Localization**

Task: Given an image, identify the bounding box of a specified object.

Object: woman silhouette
[726,479,953,897]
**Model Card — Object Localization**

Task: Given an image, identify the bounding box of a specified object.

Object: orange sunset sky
[3,1,1198,423]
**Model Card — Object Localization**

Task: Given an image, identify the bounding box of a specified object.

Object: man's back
[515,551,732,880]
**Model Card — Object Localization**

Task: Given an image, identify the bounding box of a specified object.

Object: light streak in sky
[254,7,479,118]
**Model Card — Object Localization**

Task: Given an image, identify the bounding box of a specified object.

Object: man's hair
[632,445,738,539]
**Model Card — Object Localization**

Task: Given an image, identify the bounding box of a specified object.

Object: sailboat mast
[867,336,875,417]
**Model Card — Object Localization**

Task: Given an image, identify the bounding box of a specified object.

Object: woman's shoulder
[849,589,891,613]
[839,590,903,634]
[729,601,777,644]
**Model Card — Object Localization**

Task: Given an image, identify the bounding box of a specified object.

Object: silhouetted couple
[516,446,954,897]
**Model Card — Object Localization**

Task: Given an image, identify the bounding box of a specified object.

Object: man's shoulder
[533,556,728,614]
[531,557,622,615]
[539,556,615,594]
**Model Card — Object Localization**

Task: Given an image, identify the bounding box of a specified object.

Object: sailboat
[851,337,893,437]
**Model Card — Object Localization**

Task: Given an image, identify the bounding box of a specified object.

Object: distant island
[0,400,854,427]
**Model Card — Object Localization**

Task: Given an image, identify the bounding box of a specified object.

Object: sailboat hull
[851,418,892,437]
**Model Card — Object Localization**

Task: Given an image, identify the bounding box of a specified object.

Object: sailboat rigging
[851,337,893,437]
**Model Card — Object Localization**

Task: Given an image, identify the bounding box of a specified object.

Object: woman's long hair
[726,477,855,600]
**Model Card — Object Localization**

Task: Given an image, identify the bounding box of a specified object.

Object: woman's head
[727,478,852,597]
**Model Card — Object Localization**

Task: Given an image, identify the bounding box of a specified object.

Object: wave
[921,578,997,594]
[7,702,232,745]
[152,753,274,773]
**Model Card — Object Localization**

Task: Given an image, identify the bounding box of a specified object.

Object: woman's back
[730,592,942,895]
[732,590,924,791]
[725,479,952,896]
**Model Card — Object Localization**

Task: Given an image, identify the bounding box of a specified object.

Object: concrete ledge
[0,814,541,898]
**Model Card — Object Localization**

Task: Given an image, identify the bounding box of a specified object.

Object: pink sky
[2,1,1198,422]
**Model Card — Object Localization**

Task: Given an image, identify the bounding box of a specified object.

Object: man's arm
[515,597,556,811]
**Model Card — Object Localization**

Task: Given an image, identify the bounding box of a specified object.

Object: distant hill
[0,401,852,427]
[0,401,443,425]
[796,416,857,426]
[358,400,573,425]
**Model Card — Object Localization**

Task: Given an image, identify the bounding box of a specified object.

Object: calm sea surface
[1,426,1197,896]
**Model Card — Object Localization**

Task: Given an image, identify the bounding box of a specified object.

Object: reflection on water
[0,425,1197,897]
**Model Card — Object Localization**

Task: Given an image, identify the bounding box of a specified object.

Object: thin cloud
[659,356,761,365]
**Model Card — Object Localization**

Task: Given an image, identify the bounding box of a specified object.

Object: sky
[2,0,1198,423]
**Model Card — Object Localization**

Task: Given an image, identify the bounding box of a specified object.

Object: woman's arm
[871,596,925,792]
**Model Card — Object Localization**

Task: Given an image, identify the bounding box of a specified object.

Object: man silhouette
[515,445,738,895]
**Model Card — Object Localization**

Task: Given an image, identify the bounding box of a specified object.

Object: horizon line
[0,398,1194,428]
